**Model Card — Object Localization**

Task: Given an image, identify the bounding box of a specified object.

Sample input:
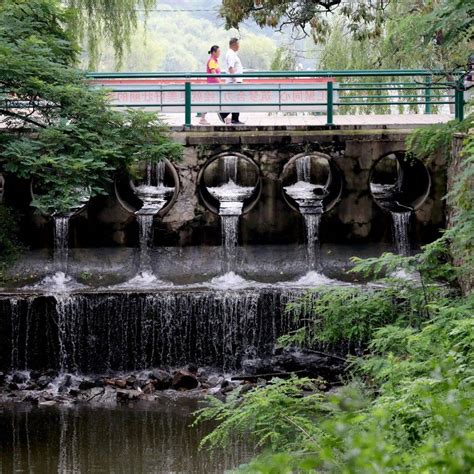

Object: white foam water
[208,272,259,290]
[109,271,173,290]
[285,271,334,287]
[207,180,254,203]
[30,271,86,293]
[283,181,322,201]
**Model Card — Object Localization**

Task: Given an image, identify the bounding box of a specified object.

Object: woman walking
[199,45,223,125]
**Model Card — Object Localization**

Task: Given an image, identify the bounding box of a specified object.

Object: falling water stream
[285,157,325,270]
[391,211,411,256]
[53,215,70,272]
[208,156,254,273]
[134,161,172,278]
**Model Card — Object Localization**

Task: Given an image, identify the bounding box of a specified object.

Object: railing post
[185,81,192,127]
[424,76,432,114]
[326,80,334,126]
[454,87,464,121]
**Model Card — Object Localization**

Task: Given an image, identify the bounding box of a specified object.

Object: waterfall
[285,157,326,270]
[146,160,166,187]
[221,215,240,272]
[224,155,238,183]
[391,211,411,256]
[296,156,311,182]
[208,158,253,273]
[53,215,70,271]
[1,289,309,373]
[134,161,173,276]
[302,213,321,270]
[137,214,154,272]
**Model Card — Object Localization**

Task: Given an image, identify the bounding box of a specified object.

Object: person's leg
[231,112,240,122]
[219,112,229,123]
[199,113,210,125]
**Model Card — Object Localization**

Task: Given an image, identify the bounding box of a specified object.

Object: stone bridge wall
[5,126,446,248]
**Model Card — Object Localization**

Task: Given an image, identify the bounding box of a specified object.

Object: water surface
[0,400,253,473]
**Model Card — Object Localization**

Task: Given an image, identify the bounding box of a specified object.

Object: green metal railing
[90,69,466,126]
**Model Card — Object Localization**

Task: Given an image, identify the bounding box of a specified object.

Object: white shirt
[225,49,243,83]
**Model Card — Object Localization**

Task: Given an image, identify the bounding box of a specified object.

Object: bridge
[88,69,466,128]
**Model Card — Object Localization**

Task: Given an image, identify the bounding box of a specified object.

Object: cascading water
[137,214,154,272]
[296,155,311,182]
[391,211,411,256]
[224,155,238,183]
[133,160,173,280]
[284,157,326,271]
[302,213,321,270]
[208,157,254,273]
[53,215,70,272]
[0,289,311,373]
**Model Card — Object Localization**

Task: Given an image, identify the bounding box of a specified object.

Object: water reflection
[0,400,253,473]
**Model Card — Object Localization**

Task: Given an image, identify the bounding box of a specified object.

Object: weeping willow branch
[64,0,156,69]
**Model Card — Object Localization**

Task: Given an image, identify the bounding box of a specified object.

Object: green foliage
[196,109,474,473]
[0,0,182,215]
[65,0,155,68]
[406,116,473,164]
[194,377,329,451]
[270,46,296,71]
[219,0,387,43]
[96,16,277,73]
[280,284,430,349]
[406,115,474,291]
[198,289,474,472]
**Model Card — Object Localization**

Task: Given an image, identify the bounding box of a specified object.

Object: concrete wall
[4,126,447,248]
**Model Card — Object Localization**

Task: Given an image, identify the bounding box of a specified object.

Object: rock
[0,371,5,384]
[45,369,58,378]
[220,384,235,395]
[29,370,41,380]
[79,386,116,404]
[142,382,155,395]
[187,364,198,374]
[22,393,40,403]
[138,394,156,402]
[172,369,199,390]
[69,389,80,397]
[39,400,57,407]
[12,372,28,384]
[133,379,148,390]
[239,383,256,395]
[114,379,127,389]
[116,389,141,402]
[207,375,223,387]
[149,369,172,390]
[8,382,19,391]
[126,375,137,386]
[79,380,97,390]
[25,383,40,391]
[58,374,73,392]
[36,375,53,389]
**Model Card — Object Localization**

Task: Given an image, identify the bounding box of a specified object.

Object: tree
[0,0,181,215]
[65,0,156,68]
[219,0,388,41]
[220,0,473,72]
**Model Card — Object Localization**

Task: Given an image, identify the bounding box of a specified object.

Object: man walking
[219,38,245,125]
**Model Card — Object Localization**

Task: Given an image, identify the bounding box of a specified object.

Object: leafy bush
[0,0,182,215]
[196,119,474,472]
